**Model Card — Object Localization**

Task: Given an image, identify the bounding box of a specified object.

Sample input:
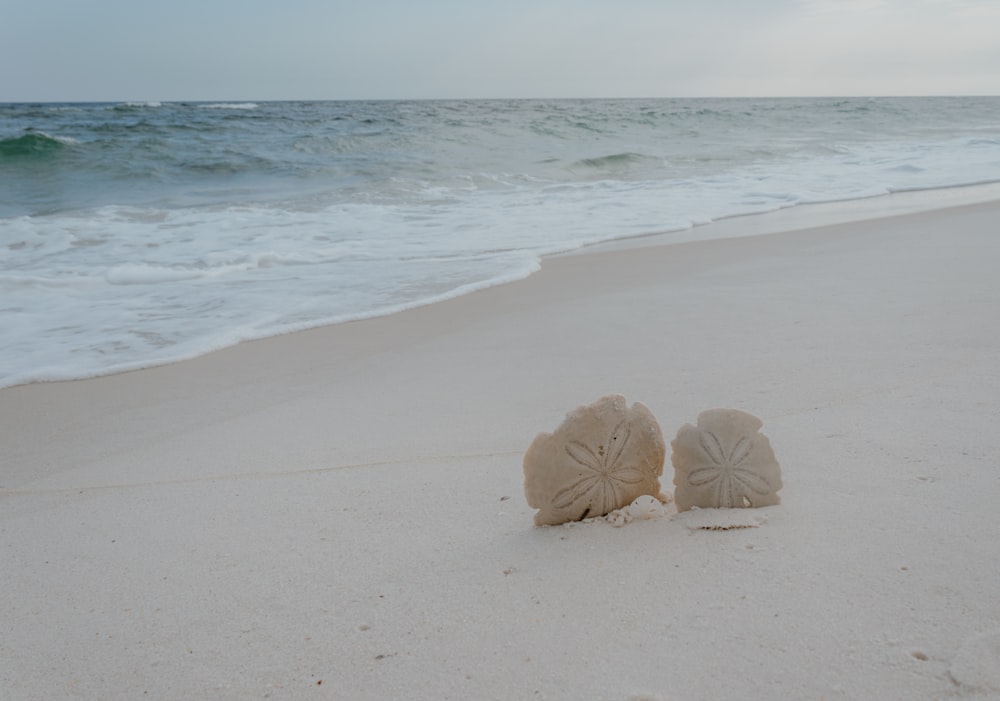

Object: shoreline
[3,194,1000,699]
[571,179,1000,254]
[5,180,1000,391]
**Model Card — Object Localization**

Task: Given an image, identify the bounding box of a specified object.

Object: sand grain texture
[3,201,1000,700]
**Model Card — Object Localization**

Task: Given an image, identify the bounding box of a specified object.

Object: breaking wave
[0,131,77,158]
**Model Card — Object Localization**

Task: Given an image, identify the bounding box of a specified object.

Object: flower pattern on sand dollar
[553,418,645,518]
[671,408,782,512]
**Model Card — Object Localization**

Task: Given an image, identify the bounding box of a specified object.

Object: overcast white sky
[2,0,998,101]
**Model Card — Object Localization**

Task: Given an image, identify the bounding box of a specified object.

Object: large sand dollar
[523,394,665,526]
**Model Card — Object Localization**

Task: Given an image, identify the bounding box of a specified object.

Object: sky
[2,0,998,101]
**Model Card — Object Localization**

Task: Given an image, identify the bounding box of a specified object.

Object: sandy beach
[2,199,999,700]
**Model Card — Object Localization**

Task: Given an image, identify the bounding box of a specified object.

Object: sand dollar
[627,494,666,520]
[523,394,665,526]
[671,408,782,512]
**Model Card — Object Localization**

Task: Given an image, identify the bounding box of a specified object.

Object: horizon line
[3,93,999,105]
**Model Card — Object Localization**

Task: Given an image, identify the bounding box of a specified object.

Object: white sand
[2,200,1000,700]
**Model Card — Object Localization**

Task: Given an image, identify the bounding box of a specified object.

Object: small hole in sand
[911,651,928,661]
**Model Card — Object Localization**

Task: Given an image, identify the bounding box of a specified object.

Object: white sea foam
[104,263,205,285]
[202,102,259,110]
[32,131,80,145]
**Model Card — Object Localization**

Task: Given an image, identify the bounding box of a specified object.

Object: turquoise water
[2,97,999,386]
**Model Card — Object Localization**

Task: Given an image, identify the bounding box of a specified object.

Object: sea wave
[113,101,163,110]
[104,263,205,285]
[571,152,660,172]
[0,131,77,157]
[103,249,342,285]
[202,102,259,110]
[3,96,1000,387]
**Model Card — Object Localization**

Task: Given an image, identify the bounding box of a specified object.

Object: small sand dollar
[627,494,666,520]
[524,395,665,526]
[671,408,782,512]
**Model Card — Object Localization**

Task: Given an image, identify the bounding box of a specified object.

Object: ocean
[2,96,999,388]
